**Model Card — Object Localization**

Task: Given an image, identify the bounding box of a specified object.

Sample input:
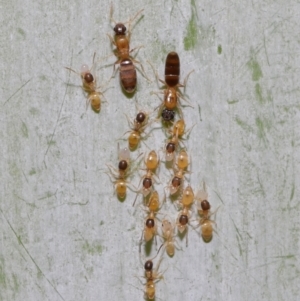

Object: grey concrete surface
[1,0,300,300]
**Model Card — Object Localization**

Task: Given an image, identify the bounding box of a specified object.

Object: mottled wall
[1,0,300,300]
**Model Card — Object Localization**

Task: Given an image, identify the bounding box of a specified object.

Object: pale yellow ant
[106,144,136,199]
[65,53,105,113]
[176,185,194,246]
[161,219,177,257]
[141,150,160,197]
[141,191,161,243]
[143,259,164,300]
[124,110,150,150]
[195,183,219,243]
[165,119,185,162]
[134,151,160,205]
[108,5,145,93]
[168,149,189,195]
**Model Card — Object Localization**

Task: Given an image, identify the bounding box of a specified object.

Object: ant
[151,52,194,122]
[140,191,162,244]
[165,119,185,162]
[108,5,144,93]
[65,53,105,113]
[141,150,160,197]
[134,150,160,205]
[106,144,136,199]
[195,183,218,243]
[143,258,164,300]
[161,219,177,257]
[124,110,149,150]
[169,149,189,195]
[176,185,194,246]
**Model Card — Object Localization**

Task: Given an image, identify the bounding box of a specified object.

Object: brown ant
[65,53,105,113]
[195,183,218,243]
[169,149,189,195]
[176,185,194,246]
[151,52,194,122]
[108,5,144,93]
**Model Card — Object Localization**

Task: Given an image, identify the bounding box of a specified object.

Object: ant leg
[64,66,80,76]
[127,9,144,42]
[147,60,165,87]
[109,3,118,25]
[107,33,116,47]
[178,69,194,89]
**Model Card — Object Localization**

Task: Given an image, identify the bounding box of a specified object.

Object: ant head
[136,111,146,123]
[118,159,128,171]
[83,72,94,84]
[114,23,127,35]
[201,200,211,211]
[162,108,175,122]
[144,260,153,271]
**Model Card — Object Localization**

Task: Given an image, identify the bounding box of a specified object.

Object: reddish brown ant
[108,5,145,93]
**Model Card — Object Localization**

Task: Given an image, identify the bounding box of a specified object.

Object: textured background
[1,0,300,300]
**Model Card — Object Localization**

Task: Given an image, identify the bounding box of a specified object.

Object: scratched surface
[1,0,300,300]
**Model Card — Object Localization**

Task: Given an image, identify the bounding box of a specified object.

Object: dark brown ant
[151,52,194,122]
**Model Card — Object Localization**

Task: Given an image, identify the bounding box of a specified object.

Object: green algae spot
[0,260,7,289]
[17,28,26,37]
[29,107,39,115]
[83,241,103,255]
[235,116,253,133]
[255,83,264,104]
[29,168,36,175]
[12,273,19,292]
[227,99,238,104]
[255,117,269,142]
[21,121,28,138]
[184,12,198,50]
[247,58,263,81]
[218,44,222,54]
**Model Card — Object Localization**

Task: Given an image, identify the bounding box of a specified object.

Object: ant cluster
[65,6,219,300]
